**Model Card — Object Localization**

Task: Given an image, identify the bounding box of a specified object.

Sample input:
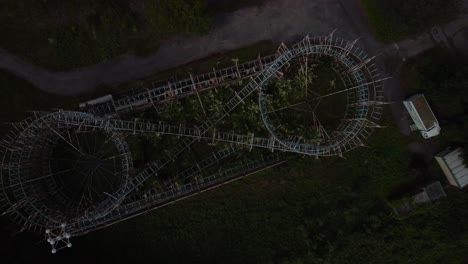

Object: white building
[403,94,440,139]
[435,148,468,188]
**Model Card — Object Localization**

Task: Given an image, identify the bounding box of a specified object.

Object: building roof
[435,148,468,188]
[413,181,446,204]
[405,94,438,130]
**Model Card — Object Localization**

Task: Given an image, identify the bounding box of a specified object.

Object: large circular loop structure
[0,34,387,253]
[258,35,385,156]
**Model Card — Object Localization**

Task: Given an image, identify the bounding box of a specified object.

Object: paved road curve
[0,0,354,96]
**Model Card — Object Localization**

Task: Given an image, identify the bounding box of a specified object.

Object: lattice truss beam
[0,33,388,253]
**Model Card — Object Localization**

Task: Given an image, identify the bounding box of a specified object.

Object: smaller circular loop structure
[258,34,385,156]
[0,111,133,234]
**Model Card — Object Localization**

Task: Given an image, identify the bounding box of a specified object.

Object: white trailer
[403,94,440,139]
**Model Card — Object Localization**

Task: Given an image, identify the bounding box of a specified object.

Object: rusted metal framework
[0,34,387,253]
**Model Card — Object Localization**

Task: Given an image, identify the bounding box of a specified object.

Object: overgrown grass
[360,0,460,42]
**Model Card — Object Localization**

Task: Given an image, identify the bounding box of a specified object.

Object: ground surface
[2,1,468,263]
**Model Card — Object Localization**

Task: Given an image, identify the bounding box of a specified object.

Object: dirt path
[0,0,355,96]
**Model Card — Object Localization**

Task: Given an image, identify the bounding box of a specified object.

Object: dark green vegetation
[265,58,347,139]
[0,0,211,70]
[401,48,468,161]
[112,42,277,173]
[361,0,461,42]
[127,78,268,175]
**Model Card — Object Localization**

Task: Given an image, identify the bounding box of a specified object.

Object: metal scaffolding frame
[0,34,387,253]
[85,55,278,117]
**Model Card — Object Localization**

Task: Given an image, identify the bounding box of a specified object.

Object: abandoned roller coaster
[0,33,388,253]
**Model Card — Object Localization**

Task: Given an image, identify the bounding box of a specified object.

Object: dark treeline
[0,0,211,70]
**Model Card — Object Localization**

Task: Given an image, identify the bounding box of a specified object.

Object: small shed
[403,94,440,139]
[412,181,446,204]
[435,148,468,188]
[391,181,446,217]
